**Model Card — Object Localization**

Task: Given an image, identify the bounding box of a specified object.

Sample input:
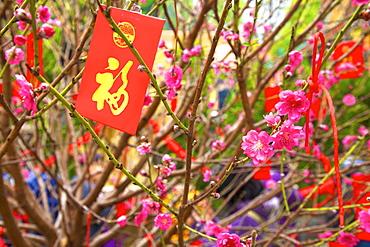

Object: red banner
[76,7,165,135]
[333,40,364,79]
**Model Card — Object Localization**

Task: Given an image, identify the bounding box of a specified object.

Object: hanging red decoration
[75,7,165,135]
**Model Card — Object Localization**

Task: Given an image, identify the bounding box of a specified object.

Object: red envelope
[333,40,365,79]
[76,7,165,135]
[264,85,281,112]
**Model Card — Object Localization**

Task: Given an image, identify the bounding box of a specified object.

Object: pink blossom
[204,221,229,237]
[263,113,281,127]
[343,94,356,106]
[367,140,370,150]
[38,24,55,39]
[352,0,369,6]
[190,45,202,56]
[358,125,369,136]
[241,130,274,165]
[162,154,172,163]
[316,22,324,30]
[216,233,243,247]
[317,231,333,239]
[207,101,215,108]
[272,121,304,151]
[155,177,167,195]
[163,49,174,58]
[182,49,191,62]
[224,124,231,131]
[15,74,37,113]
[16,0,24,4]
[158,165,172,178]
[285,64,293,72]
[17,20,28,31]
[134,210,148,226]
[288,50,303,68]
[164,65,183,100]
[263,24,272,32]
[143,94,152,106]
[48,18,62,27]
[142,198,160,214]
[275,90,310,123]
[212,62,220,74]
[337,62,356,73]
[38,6,52,23]
[211,140,226,151]
[319,124,330,131]
[359,209,370,233]
[14,8,29,22]
[319,70,339,89]
[116,215,127,227]
[313,144,321,159]
[337,231,360,247]
[202,167,212,182]
[168,162,176,171]
[154,213,172,231]
[5,47,24,64]
[136,142,151,155]
[14,35,26,46]
[158,39,165,48]
[265,179,277,189]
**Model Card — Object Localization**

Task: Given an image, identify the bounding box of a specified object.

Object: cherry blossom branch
[28,71,178,217]
[178,2,232,245]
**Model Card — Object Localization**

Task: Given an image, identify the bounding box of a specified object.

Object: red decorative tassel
[319,83,344,228]
[305,32,326,153]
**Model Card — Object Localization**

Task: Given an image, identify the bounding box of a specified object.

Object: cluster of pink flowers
[212,60,232,75]
[241,130,274,165]
[154,213,173,231]
[204,220,230,237]
[164,65,184,100]
[241,21,254,38]
[288,50,304,68]
[216,233,244,247]
[136,142,151,155]
[154,177,167,196]
[359,209,370,232]
[221,29,239,41]
[211,140,226,151]
[15,74,37,113]
[352,0,370,6]
[182,45,202,62]
[275,90,310,123]
[271,121,304,151]
[156,154,176,178]
[242,89,308,164]
[318,70,339,89]
[5,47,24,65]
[134,198,161,226]
[201,166,212,182]
[337,231,360,247]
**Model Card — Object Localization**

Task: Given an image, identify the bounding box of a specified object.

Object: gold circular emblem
[113,22,135,48]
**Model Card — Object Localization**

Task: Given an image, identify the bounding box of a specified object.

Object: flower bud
[14,8,29,22]
[38,24,55,39]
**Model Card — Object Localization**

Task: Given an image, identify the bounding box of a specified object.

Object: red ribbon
[305,32,326,153]
[319,83,344,228]
[305,32,343,227]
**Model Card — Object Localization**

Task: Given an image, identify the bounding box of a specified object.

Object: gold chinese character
[92,57,133,115]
